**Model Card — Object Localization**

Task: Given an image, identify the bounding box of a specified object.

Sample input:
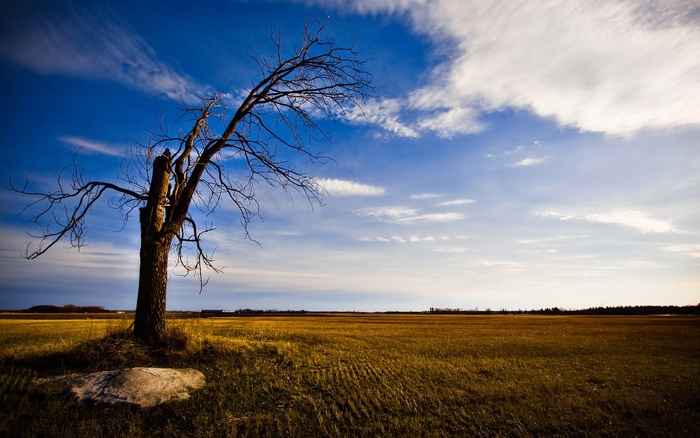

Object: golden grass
[1,314,698,437]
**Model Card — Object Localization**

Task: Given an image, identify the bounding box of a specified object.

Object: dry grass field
[1,314,698,437]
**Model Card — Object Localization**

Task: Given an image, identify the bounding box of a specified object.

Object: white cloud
[542,209,679,233]
[519,235,587,244]
[415,105,484,138]
[436,199,474,206]
[306,0,700,136]
[360,234,467,243]
[359,206,466,224]
[663,244,700,258]
[393,212,466,224]
[59,136,125,157]
[314,178,386,197]
[346,98,420,138]
[358,206,417,219]
[0,3,204,103]
[409,235,435,242]
[346,87,484,138]
[411,193,441,200]
[512,158,545,167]
[434,247,467,253]
[583,210,679,233]
[274,231,301,237]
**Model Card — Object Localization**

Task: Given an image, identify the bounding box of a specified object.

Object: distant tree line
[20,304,110,313]
[428,305,700,316]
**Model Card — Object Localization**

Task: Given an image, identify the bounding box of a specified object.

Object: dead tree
[9,22,371,344]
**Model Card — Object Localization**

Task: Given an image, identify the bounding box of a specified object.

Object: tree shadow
[4,328,200,376]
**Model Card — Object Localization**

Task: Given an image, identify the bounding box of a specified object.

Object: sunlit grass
[0,317,131,358]
[1,314,698,436]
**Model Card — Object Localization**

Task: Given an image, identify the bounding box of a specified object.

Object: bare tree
[9,22,371,344]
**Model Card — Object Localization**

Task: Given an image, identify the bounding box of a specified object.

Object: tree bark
[133,232,171,343]
[133,152,173,344]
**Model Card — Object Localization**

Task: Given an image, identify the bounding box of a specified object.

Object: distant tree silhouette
[24,305,108,313]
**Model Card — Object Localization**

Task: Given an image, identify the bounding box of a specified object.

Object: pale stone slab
[37,367,206,407]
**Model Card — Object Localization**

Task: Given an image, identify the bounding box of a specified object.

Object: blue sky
[1,0,698,311]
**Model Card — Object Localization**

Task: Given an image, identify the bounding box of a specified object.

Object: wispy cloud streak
[0,2,205,102]
[358,206,466,224]
[436,199,474,207]
[542,209,679,234]
[59,136,126,157]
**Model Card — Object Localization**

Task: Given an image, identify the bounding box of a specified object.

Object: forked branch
[8,159,147,259]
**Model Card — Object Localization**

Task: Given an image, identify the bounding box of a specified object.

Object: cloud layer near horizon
[303,0,700,137]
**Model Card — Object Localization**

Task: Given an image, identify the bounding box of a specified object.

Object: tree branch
[14,19,371,286]
[8,164,146,258]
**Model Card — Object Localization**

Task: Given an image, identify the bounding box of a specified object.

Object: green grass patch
[1,315,698,437]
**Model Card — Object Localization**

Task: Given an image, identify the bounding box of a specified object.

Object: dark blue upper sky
[1,0,698,311]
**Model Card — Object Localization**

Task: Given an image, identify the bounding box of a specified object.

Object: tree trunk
[133,231,172,343]
[133,151,172,344]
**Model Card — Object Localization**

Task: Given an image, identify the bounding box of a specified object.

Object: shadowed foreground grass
[1,314,698,437]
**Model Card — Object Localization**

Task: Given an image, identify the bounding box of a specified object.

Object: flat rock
[37,367,206,407]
